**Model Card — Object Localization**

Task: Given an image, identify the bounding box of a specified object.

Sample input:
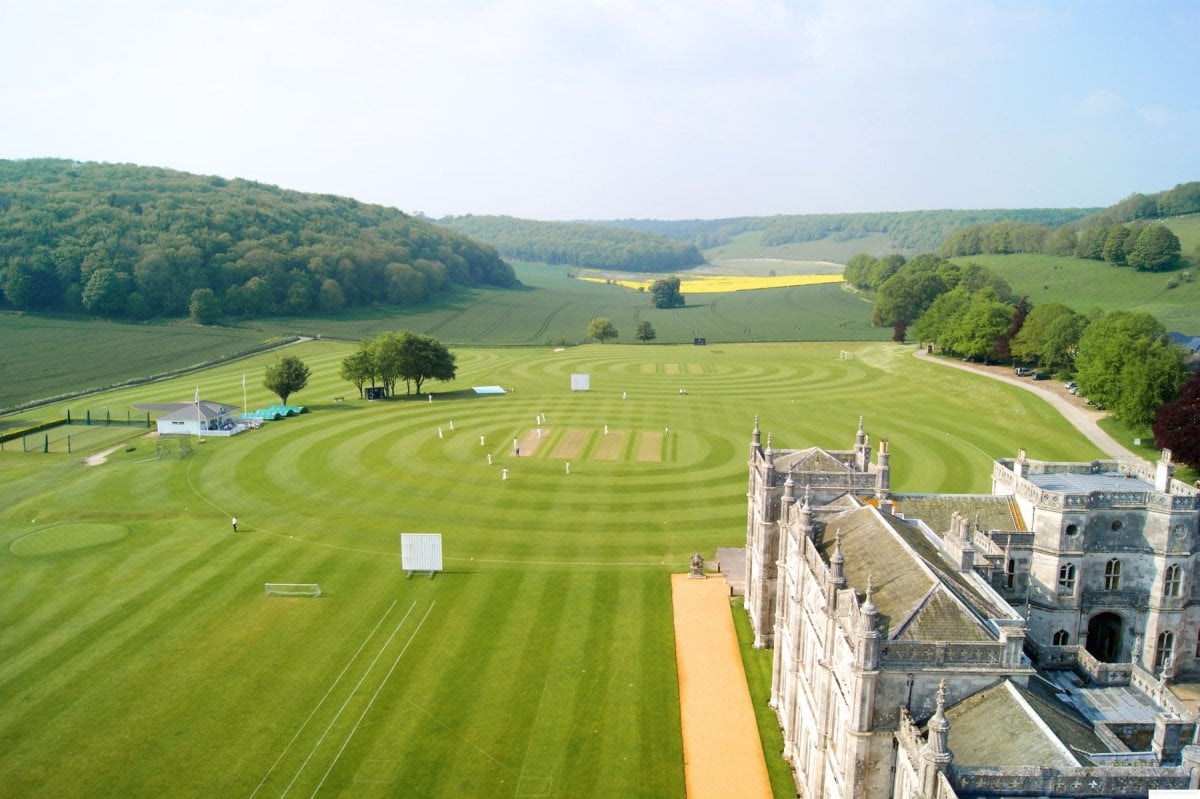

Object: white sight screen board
[400,533,443,573]
[570,373,590,391]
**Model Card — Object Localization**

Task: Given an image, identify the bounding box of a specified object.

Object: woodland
[0,159,517,319]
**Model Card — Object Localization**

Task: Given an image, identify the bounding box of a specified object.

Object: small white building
[135,401,243,437]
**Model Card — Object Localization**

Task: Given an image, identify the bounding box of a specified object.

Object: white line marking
[248,599,403,799]
[309,601,437,798]
[279,602,419,797]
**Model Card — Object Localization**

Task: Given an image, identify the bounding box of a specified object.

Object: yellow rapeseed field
[580,274,844,293]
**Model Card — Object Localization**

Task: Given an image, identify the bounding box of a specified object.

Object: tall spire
[752,415,761,448]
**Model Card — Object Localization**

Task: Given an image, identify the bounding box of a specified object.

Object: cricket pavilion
[134,400,243,437]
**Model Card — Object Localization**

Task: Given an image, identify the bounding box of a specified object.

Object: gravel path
[913,348,1143,463]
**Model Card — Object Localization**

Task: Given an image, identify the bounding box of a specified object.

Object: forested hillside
[0,159,517,320]
[597,208,1096,255]
[438,214,705,272]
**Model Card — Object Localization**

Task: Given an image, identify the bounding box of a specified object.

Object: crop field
[237,262,886,350]
[0,339,1102,798]
[579,274,844,293]
[0,313,278,414]
[955,253,1200,334]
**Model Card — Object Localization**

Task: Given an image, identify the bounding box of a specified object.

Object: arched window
[1052,629,1069,646]
[1164,564,1182,598]
[1104,558,1121,591]
[1057,563,1076,595]
[1155,631,1175,670]
[1005,558,1016,589]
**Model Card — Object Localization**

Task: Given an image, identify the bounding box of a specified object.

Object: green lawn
[951,252,1200,334]
[0,341,1103,797]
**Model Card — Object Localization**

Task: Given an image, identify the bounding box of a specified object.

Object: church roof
[815,507,994,642]
[772,446,853,474]
[942,680,1082,768]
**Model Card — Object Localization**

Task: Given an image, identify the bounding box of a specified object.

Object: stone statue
[689,552,705,578]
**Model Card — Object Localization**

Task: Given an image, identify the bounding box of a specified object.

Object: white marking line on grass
[186,460,670,568]
[248,599,405,799]
[277,601,419,799]
[308,601,437,798]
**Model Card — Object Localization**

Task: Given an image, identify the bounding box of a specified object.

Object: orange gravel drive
[671,573,773,799]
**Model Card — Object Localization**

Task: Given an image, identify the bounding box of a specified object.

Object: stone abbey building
[743,418,1200,798]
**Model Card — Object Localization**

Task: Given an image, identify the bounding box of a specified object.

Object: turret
[875,438,891,500]
[920,680,953,797]
[828,530,846,607]
[799,486,815,540]
[856,578,880,670]
[1156,448,1175,493]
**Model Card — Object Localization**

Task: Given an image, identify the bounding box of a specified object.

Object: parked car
[1014,367,1032,376]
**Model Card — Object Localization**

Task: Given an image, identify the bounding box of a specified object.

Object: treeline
[939,218,1184,271]
[596,209,1095,253]
[0,159,517,320]
[438,215,705,272]
[938,182,1199,270]
[846,252,1189,429]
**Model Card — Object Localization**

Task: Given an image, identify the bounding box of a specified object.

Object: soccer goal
[839,350,855,361]
[264,583,322,597]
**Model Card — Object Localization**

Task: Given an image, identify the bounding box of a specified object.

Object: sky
[2,0,1198,220]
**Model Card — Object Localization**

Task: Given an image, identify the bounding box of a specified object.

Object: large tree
[188,287,222,324]
[1075,311,1186,427]
[649,277,684,309]
[1153,371,1200,468]
[398,332,457,395]
[635,320,657,343]
[1127,224,1182,272]
[263,354,311,405]
[587,317,618,343]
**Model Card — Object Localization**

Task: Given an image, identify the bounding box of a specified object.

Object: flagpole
[242,373,247,418]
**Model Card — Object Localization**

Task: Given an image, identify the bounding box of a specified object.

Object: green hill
[0,159,517,320]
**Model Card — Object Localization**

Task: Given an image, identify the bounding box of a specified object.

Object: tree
[943,288,1014,361]
[82,268,128,316]
[264,354,310,405]
[398,333,457,395]
[1153,371,1200,467]
[587,317,618,343]
[1127,225,1181,272]
[188,288,222,324]
[339,344,375,398]
[892,320,907,343]
[318,278,345,312]
[371,331,405,396]
[1075,311,1185,426]
[649,277,684,309]
[635,320,657,343]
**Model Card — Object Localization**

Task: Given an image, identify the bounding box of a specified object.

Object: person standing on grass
[231,516,238,532]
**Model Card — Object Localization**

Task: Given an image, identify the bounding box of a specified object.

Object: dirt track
[672,573,773,799]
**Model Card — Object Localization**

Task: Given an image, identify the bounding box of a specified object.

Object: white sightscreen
[570,373,590,391]
[400,533,443,572]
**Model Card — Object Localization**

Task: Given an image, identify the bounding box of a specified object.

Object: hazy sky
[2,1,1197,220]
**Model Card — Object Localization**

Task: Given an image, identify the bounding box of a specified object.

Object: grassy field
[0,313,281,414]
[0,339,1103,798]
[0,264,886,412]
[952,253,1200,334]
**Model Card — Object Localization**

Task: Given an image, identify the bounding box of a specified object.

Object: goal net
[839,351,855,361]
[264,583,322,597]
